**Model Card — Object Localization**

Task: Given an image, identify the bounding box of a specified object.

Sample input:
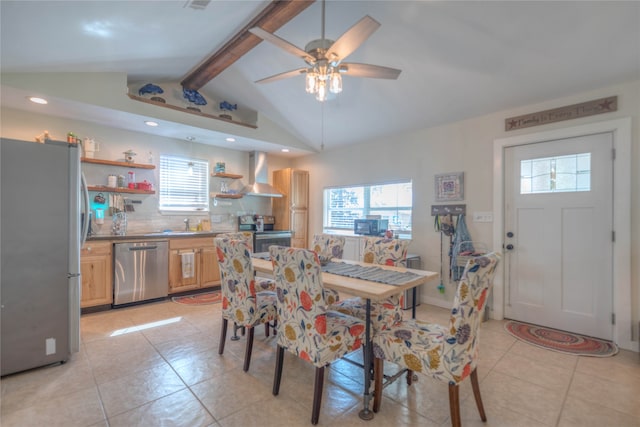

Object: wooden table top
[252,257,438,302]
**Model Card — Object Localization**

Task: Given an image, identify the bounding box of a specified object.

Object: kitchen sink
[142,230,208,237]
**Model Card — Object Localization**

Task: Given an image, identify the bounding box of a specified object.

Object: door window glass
[520,152,590,194]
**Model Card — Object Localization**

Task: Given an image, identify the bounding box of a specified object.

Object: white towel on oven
[181,252,195,279]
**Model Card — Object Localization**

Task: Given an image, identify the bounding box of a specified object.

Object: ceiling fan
[249,0,401,101]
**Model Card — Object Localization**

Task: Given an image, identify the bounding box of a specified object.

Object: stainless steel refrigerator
[1,138,88,376]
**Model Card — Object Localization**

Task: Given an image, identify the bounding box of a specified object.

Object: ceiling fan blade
[325,16,381,63]
[255,68,307,84]
[249,27,316,64]
[340,63,402,79]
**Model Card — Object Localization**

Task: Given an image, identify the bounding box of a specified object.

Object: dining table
[251,254,438,420]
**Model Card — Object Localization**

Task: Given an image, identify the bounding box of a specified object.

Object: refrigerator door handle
[81,172,90,244]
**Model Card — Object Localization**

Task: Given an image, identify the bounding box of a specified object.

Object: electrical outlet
[46,338,56,355]
[473,212,493,222]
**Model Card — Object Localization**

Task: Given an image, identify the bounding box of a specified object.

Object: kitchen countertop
[87,231,220,241]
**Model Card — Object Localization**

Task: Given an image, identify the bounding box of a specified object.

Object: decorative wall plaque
[435,172,464,202]
[505,96,617,131]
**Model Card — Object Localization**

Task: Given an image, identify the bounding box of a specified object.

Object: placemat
[321,261,420,286]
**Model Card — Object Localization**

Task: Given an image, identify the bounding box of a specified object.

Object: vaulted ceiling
[1,1,638,156]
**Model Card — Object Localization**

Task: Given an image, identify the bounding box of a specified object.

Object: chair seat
[224,290,277,328]
[313,310,365,366]
[373,319,461,380]
[374,319,478,385]
[331,294,402,332]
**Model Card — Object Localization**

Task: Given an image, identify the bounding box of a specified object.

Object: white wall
[0,107,291,234]
[293,80,639,343]
[2,79,637,345]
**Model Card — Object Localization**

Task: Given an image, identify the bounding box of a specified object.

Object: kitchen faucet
[184,218,190,231]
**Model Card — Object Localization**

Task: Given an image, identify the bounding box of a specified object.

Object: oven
[253,230,292,253]
[238,214,292,252]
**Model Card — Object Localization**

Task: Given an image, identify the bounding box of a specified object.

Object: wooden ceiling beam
[181,0,315,90]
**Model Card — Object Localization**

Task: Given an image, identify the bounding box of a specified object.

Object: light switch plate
[46,338,56,355]
[473,212,493,222]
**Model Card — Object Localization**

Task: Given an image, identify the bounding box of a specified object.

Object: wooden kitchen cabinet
[272,168,309,248]
[80,241,113,308]
[199,245,221,288]
[168,237,220,293]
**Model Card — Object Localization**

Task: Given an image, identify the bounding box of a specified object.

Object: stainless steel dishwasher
[113,241,169,306]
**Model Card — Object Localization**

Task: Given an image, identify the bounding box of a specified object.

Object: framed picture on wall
[435,172,464,201]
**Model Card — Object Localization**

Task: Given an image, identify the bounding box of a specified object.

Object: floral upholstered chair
[372,253,500,427]
[214,237,277,372]
[216,232,275,292]
[216,231,254,251]
[269,246,365,425]
[310,233,346,305]
[331,237,410,332]
[311,233,346,260]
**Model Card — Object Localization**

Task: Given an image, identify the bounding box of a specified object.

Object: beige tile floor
[1,299,639,427]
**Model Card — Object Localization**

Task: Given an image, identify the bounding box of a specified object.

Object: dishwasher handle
[129,245,159,251]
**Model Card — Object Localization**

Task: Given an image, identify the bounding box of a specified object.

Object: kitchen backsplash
[87,188,270,236]
[82,141,273,237]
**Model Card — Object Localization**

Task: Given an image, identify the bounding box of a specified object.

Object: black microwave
[354,219,389,236]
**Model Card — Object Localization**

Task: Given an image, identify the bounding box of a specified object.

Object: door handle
[129,246,158,251]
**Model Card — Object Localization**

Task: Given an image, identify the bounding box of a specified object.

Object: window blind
[159,155,209,212]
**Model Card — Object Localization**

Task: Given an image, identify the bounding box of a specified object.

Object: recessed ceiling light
[28,96,48,105]
[186,136,196,141]
[225,137,236,142]
[144,121,159,127]
[281,148,290,152]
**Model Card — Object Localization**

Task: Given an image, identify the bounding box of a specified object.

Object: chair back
[362,237,409,266]
[269,246,328,363]
[311,234,346,259]
[216,232,254,252]
[214,237,258,323]
[445,252,500,379]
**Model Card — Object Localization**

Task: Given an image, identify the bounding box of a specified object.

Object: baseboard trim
[421,296,451,310]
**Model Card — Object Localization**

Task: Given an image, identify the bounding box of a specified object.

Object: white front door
[504,132,613,339]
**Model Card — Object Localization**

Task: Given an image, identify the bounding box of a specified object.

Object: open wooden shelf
[212,172,243,179]
[87,185,155,195]
[128,94,258,129]
[82,158,155,169]
[214,193,243,199]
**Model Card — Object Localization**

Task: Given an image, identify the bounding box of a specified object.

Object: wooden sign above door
[505,96,617,131]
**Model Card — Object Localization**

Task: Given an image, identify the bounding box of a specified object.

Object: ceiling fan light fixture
[250,0,400,103]
[329,71,342,94]
[305,69,318,93]
[315,80,328,102]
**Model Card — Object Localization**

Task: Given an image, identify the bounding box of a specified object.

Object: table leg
[412,287,417,319]
[358,298,374,421]
[230,322,241,341]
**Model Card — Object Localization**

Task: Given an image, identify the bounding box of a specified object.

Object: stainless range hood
[241,151,283,197]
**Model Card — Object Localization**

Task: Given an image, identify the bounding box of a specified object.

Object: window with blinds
[159,154,209,212]
[323,181,413,236]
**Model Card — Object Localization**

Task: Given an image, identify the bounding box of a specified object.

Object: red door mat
[504,320,618,357]
[172,291,221,306]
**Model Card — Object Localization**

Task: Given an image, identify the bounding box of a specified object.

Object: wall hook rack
[431,204,466,216]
